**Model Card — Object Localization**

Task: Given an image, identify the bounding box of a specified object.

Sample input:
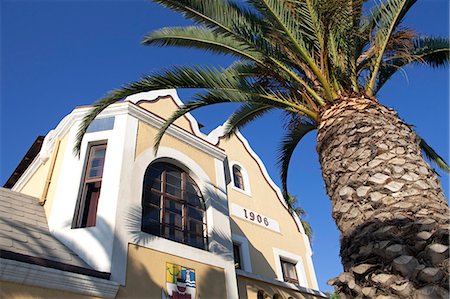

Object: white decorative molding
[231,203,280,233]
[0,258,120,298]
[229,160,252,197]
[273,248,308,288]
[231,234,252,272]
[124,89,203,138]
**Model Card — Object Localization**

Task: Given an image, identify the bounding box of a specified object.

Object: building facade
[1,89,327,299]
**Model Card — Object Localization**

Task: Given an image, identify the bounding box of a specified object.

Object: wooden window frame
[72,141,107,229]
[281,259,299,285]
[142,163,208,250]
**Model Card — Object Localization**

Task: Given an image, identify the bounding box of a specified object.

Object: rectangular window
[233,243,242,270]
[72,142,107,228]
[281,259,299,284]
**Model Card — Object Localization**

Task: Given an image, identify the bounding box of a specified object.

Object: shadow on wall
[231,218,277,279]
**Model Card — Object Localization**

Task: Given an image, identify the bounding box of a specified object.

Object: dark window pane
[165,199,182,213]
[233,244,241,269]
[142,204,160,222]
[142,220,160,236]
[186,191,203,207]
[150,179,162,191]
[164,212,182,228]
[147,167,162,179]
[233,166,244,190]
[188,219,204,234]
[143,191,161,206]
[166,172,182,188]
[164,226,184,242]
[165,183,182,197]
[188,206,203,221]
[187,233,205,249]
[80,181,101,227]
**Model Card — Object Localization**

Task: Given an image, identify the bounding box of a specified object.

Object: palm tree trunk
[317,97,449,298]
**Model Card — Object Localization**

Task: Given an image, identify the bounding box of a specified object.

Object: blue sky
[1,0,449,293]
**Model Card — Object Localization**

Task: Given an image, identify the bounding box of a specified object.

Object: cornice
[236,269,327,298]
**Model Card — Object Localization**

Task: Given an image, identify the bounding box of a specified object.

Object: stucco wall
[116,244,227,299]
[137,96,194,133]
[220,135,316,288]
[18,159,50,199]
[135,120,217,185]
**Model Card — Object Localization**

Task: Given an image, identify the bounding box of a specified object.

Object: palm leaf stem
[270,58,326,107]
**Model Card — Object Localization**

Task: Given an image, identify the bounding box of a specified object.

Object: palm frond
[153,0,266,37]
[151,0,296,71]
[301,220,313,241]
[222,103,273,139]
[375,36,449,93]
[366,0,417,96]
[411,36,450,68]
[417,134,450,173]
[277,122,316,198]
[197,89,317,118]
[74,64,271,155]
[153,97,235,152]
[143,26,265,65]
[248,0,334,101]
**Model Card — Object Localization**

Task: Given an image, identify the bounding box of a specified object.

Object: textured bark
[317,97,449,298]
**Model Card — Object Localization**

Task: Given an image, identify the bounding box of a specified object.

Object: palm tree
[75,1,449,297]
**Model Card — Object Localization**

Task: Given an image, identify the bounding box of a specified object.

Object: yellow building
[1,89,327,299]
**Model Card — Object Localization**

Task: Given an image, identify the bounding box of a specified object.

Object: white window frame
[273,248,308,287]
[232,234,252,272]
[229,161,251,197]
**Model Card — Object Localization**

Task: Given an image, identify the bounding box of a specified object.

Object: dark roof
[0,188,110,279]
[3,136,44,189]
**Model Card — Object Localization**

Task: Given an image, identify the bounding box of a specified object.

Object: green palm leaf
[153,0,266,37]
[143,26,265,65]
[375,36,449,93]
[411,36,450,68]
[277,122,316,198]
[366,0,418,95]
[222,103,273,139]
[417,135,450,173]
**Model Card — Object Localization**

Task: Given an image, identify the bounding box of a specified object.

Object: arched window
[141,162,207,250]
[232,165,245,190]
